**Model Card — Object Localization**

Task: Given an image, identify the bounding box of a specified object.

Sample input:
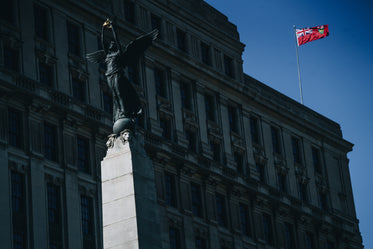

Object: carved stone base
[101,132,162,249]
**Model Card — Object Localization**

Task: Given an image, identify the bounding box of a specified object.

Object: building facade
[0,0,363,249]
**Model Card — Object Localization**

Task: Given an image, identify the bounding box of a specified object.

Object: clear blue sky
[205,0,373,247]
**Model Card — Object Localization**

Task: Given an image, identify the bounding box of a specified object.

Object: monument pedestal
[101,132,162,249]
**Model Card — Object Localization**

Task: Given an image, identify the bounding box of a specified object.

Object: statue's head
[108,41,117,52]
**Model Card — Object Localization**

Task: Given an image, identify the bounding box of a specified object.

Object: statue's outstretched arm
[101,25,108,55]
[110,22,122,53]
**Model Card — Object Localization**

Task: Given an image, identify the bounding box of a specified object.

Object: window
[291,137,301,164]
[319,191,328,211]
[204,94,215,122]
[200,42,210,65]
[47,184,62,249]
[123,0,135,24]
[239,204,251,236]
[3,45,19,72]
[127,64,139,85]
[72,77,86,101]
[0,1,15,23]
[326,241,335,249]
[34,4,49,41]
[284,223,295,249]
[44,123,58,162]
[210,140,221,163]
[224,55,233,78]
[77,136,90,173]
[215,194,227,227]
[298,182,308,202]
[67,22,81,56]
[185,130,197,153]
[103,91,113,114]
[271,126,281,154]
[176,29,187,52]
[165,173,177,208]
[228,106,239,133]
[160,117,172,140]
[180,82,192,110]
[11,171,27,249]
[277,173,287,193]
[154,68,167,98]
[262,214,273,245]
[234,152,244,174]
[195,237,206,249]
[249,117,260,144]
[81,196,95,249]
[191,183,203,218]
[39,62,53,86]
[151,14,162,39]
[312,147,322,174]
[305,232,315,249]
[169,227,180,249]
[256,163,266,183]
[8,109,23,149]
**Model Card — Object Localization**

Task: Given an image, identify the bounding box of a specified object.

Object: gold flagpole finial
[103,19,112,29]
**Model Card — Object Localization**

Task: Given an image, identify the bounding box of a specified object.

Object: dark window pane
[228,106,238,133]
[47,184,62,248]
[234,152,244,174]
[169,227,180,249]
[327,241,335,249]
[191,184,203,218]
[204,94,215,121]
[81,196,95,249]
[239,204,251,236]
[77,137,90,173]
[67,22,81,56]
[215,194,226,227]
[224,55,233,78]
[262,214,273,245]
[72,77,86,101]
[180,82,192,110]
[39,62,53,86]
[44,123,58,162]
[0,1,15,23]
[11,171,27,249]
[151,14,162,39]
[103,91,113,114]
[8,109,23,149]
[298,182,308,202]
[319,191,328,211]
[34,4,49,41]
[160,118,171,140]
[271,127,281,154]
[4,45,19,72]
[185,130,197,153]
[124,0,135,24]
[165,173,177,208]
[305,233,315,249]
[284,223,294,249]
[312,147,322,174]
[195,237,206,249]
[176,29,187,52]
[249,117,259,144]
[200,42,210,65]
[154,69,167,98]
[291,137,301,163]
[210,141,220,163]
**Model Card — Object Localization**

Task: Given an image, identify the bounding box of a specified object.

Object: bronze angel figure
[87,19,158,134]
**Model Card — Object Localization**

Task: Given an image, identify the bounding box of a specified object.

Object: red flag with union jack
[296,25,329,46]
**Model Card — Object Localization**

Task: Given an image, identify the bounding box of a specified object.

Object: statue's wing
[122,29,159,65]
[86,50,106,63]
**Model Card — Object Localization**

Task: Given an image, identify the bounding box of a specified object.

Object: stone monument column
[101,131,162,249]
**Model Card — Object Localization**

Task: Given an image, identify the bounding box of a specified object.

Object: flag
[296,25,329,46]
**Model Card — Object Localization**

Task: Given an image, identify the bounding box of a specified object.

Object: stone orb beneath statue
[113,118,134,135]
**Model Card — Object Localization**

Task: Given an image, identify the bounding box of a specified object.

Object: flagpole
[293,25,304,105]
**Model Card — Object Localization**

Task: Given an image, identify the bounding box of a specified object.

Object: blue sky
[205,0,373,247]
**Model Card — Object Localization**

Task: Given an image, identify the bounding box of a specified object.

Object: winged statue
[87,19,158,135]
